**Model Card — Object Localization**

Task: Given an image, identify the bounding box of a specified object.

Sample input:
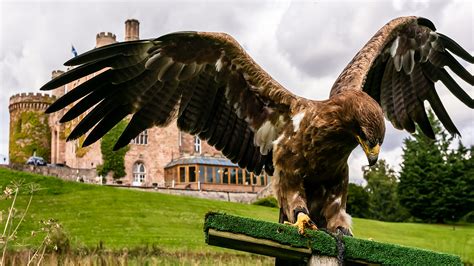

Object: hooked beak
[356,135,380,166]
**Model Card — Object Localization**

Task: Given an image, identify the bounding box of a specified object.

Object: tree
[398,111,473,223]
[363,159,410,222]
[97,120,130,179]
[346,183,369,218]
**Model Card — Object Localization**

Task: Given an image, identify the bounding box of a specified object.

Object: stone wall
[4,164,259,203]
[179,131,222,156]
[123,123,180,186]
[120,186,258,203]
[8,164,98,182]
[171,182,263,193]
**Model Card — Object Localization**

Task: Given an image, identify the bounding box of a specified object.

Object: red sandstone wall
[179,133,221,157]
[123,122,180,186]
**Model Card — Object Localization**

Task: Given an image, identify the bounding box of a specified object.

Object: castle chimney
[125,19,140,41]
[96,32,116,48]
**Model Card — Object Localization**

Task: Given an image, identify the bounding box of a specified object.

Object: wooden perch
[204,212,462,266]
[208,229,312,261]
[207,228,340,265]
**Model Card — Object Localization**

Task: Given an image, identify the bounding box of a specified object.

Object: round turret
[8,93,55,164]
[96,32,116,48]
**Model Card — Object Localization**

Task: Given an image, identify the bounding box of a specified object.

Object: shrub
[252,196,278,208]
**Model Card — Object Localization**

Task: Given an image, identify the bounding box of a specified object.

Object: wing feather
[422,63,474,108]
[113,81,177,149]
[59,83,112,123]
[41,32,299,174]
[334,16,473,137]
[380,58,401,128]
[425,86,460,135]
[199,88,226,142]
[83,107,131,146]
[428,51,474,85]
[64,40,154,66]
[438,33,474,63]
[392,70,416,132]
[215,112,237,151]
[46,70,112,113]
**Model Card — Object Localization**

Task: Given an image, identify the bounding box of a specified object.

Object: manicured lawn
[0,168,472,263]
[0,168,277,252]
[353,218,473,264]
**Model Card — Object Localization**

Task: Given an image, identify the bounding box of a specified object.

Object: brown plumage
[41,17,473,235]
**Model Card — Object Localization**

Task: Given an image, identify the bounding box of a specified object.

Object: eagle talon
[336,226,353,237]
[284,213,318,235]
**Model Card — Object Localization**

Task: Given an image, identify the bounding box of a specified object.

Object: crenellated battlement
[96,31,117,48]
[52,70,64,75]
[96,32,116,39]
[52,70,65,79]
[9,92,56,112]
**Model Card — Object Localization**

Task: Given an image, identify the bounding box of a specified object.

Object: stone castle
[8,19,269,193]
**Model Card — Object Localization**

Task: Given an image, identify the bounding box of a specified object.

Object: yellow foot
[284,213,318,235]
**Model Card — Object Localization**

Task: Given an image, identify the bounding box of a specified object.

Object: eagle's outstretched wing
[40,32,301,175]
[331,16,473,138]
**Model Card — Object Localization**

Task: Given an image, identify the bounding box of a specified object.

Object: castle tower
[51,70,65,99]
[48,70,67,165]
[125,19,140,41]
[96,32,116,48]
[9,93,55,164]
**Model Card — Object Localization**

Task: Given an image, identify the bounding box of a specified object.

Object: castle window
[194,136,201,153]
[131,130,148,145]
[133,162,146,185]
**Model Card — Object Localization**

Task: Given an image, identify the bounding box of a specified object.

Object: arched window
[131,130,148,145]
[133,162,146,185]
[194,136,201,153]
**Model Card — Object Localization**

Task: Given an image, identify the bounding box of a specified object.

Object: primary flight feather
[41,16,473,235]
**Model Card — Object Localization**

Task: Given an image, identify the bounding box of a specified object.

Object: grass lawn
[0,167,472,264]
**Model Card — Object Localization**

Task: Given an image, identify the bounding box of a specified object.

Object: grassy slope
[0,168,472,263]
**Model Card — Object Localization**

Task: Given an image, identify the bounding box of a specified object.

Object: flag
[71,45,78,57]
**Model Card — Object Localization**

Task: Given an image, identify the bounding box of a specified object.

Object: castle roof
[165,156,238,168]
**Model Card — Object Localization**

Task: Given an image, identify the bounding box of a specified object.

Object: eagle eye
[368,139,377,148]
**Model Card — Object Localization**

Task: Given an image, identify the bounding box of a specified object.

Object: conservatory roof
[165,156,239,168]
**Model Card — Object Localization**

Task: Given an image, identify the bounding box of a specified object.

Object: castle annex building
[8,19,269,193]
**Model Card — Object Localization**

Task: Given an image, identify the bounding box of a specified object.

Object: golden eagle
[41,17,473,235]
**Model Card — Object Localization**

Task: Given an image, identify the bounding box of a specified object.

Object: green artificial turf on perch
[204,212,462,265]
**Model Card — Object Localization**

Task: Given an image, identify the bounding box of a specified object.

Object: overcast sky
[0,0,472,183]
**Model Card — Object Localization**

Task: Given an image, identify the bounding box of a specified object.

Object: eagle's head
[353,92,385,166]
[338,90,386,166]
